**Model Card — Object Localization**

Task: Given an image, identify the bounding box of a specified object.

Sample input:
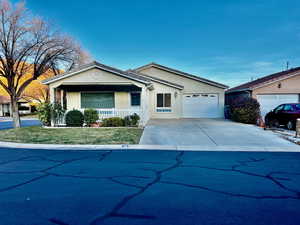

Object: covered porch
[50,84,149,125]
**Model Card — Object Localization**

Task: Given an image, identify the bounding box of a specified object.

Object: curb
[0,141,300,152]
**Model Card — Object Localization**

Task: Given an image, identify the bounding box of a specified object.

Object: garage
[257,94,299,118]
[183,94,219,118]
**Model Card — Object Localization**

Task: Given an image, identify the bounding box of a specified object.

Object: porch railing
[55,108,142,126]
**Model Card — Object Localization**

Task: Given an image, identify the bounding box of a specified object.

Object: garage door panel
[257,94,299,119]
[183,94,219,118]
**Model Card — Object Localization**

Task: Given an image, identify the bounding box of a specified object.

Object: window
[131,92,141,106]
[283,104,293,111]
[81,92,114,108]
[274,105,284,113]
[294,104,300,110]
[157,93,171,108]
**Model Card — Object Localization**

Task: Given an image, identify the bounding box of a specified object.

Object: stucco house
[43,61,228,125]
[226,67,300,118]
[0,95,34,117]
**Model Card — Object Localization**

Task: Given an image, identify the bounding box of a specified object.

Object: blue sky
[21,0,300,87]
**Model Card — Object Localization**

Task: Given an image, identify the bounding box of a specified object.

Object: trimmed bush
[65,110,84,127]
[84,109,99,127]
[230,97,260,124]
[102,117,124,127]
[124,113,140,126]
[37,102,52,126]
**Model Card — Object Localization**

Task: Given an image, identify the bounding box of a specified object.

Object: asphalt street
[0,119,41,130]
[0,148,299,225]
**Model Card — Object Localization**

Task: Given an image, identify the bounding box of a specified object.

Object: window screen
[157,93,171,107]
[131,92,141,106]
[81,93,115,108]
[157,94,164,107]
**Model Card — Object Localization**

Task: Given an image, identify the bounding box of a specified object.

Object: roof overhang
[42,62,151,86]
[134,63,229,89]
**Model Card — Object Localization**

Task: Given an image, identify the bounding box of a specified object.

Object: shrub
[230,97,260,124]
[65,110,84,127]
[124,113,140,126]
[51,102,65,125]
[84,109,99,126]
[102,117,124,127]
[37,102,52,126]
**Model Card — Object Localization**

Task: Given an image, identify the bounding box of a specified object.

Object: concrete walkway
[140,119,299,149]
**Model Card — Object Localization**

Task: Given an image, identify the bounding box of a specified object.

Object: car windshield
[294,104,300,110]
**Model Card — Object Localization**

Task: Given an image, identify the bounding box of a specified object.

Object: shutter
[81,93,115,108]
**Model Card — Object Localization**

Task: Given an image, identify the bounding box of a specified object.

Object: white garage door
[257,94,299,118]
[183,94,219,118]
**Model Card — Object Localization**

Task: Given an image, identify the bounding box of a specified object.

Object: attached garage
[226,67,300,120]
[257,94,299,118]
[183,94,219,118]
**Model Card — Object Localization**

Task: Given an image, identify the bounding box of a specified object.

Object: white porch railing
[55,108,142,126]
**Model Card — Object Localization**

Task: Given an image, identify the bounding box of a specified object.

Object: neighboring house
[42,61,228,125]
[0,95,34,117]
[226,67,300,118]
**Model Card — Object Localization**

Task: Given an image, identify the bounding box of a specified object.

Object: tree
[0,0,89,128]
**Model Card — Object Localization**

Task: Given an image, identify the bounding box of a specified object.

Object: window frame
[130,92,141,107]
[156,93,172,112]
[80,92,115,109]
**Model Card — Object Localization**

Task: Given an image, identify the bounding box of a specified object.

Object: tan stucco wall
[115,92,130,109]
[66,92,80,110]
[138,67,225,118]
[148,82,182,119]
[252,74,300,98]
[66,91,132,110]
[49,68,145,89]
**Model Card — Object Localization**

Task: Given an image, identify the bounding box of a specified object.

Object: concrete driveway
[140,119,298,149]
[0,147,300,225]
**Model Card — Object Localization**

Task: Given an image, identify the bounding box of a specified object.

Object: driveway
[140,119,297,149]
[0,148,299,225]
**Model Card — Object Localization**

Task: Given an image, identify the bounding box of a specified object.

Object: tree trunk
[10,96,21,128]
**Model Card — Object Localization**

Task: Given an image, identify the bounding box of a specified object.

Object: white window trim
[156,93,172,112]
[129,91,141,108]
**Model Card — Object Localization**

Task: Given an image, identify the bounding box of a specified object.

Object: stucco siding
[148,81,182,119]
[115,92,130,109]
[66,92,80,110]
[140,67,225,118]
[49,68,145,89]
[252,74,300,98]
[66,91,133,110]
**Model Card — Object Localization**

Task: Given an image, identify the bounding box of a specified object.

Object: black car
[265,103,300,130]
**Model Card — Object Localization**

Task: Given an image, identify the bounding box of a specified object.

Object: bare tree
[0,0,88,128]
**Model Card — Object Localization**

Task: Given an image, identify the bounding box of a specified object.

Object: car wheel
[286,121,295,130]
[270,119,279,128]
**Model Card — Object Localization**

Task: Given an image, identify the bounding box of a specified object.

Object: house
[0,95,34,117]
[42,61,228,125]
[226,67,300,118]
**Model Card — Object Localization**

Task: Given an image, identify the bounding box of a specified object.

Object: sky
[16,0,300,87]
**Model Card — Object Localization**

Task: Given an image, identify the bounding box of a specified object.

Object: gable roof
[0,95,10,104]
[134,62,229,89]
[227,67,300,93]
[42,61,152,85]
[127,70,184,90]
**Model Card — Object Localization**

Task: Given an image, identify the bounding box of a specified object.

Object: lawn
[0,126,143,144]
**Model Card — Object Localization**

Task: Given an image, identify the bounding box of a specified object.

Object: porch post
[140,86,149,126]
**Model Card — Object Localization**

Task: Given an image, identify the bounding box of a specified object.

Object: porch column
[140,86,150,126]
[49,86,55,104]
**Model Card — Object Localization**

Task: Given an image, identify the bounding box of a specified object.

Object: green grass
[0,126,143,145]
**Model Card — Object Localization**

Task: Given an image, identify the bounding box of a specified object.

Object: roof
[134,62,229,89]
[0,95,10,104]
[42,61,152,85]
[127,70,184,90]
[227,67,300,93]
